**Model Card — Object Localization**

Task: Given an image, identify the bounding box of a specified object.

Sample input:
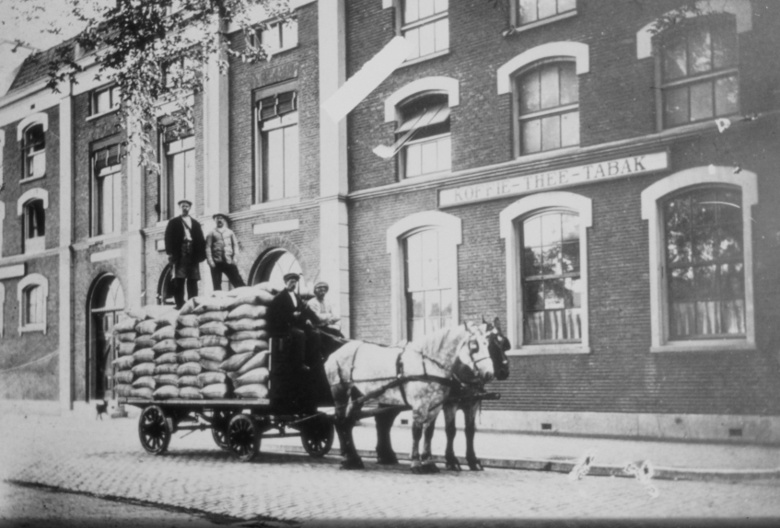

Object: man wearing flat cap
[267,272,321,372]
[307,281,343,338]
[164,199,206,309]
[205,213,245,291]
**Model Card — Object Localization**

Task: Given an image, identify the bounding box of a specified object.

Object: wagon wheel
[210,410,234,451]
[138,405,172,455]
[300,414,334,458]
[227,414,261,462]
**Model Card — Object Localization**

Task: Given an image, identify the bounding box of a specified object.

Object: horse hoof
[340,457,365,470]
[419,462,439,474]
[445,461,462,472]
[468,462,484,471]
[377,455,399,465]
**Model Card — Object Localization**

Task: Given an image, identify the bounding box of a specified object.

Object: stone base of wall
[378,410,780,444]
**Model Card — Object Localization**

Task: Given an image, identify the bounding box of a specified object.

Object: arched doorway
[88,275,125,401]
[157,264,177,306]
[249,248,307,292]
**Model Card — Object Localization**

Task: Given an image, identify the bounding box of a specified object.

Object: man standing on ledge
[206,213,245,291]
[164,199,206,309]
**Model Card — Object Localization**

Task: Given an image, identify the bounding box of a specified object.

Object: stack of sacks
[129,306,178,400]
[151,321,179,400]
[223,285,275,399]
[174,299,206,400]
[191,295,233,399]
[112,316,140,398]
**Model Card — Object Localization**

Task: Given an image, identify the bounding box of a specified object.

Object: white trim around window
[386,210,462,344]
[17,273,49,334]
[384,76,460,123]
[500,191,592,355]
[15,112,49,141]
[17,188,49,216]
[640,165,757,352]
[635,0,752,59]
[496,41,590,95]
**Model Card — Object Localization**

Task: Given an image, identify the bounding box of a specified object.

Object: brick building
[1,0,779,442]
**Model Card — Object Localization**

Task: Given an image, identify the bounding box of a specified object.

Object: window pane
[538,0,556,20]
[405,0,420,22]
[284,124,299,197]
[437,136,451,172]
[559,63,578,105]
[434,18,449,52]
[690,82,714,121]
[405,27,420,60]
[559,0,576,12]
[540,65,560,109]
[266,129,284,200]
[520,71,540,113]
[519,0,537,23]
[418,0,434,19]
[715,75,739,116]
[521,119,541,154]
[96,89,111,113]
[524,280,544,311]
[541,114,561,151]
[434,0,448,14]
[560,111,579,147]
[688,26,712,74]
[422,230,439,288]
[283,19,299,48]
[418,21,436,57]
[410,291,425,317]
[712,23,737,69]
[30,152,46,178]
[663,37,687,80]
[405,142,422,177]
[561,241,579,273]
[421,139,439,174]
[523,215,541,247]
[664,86,689,127]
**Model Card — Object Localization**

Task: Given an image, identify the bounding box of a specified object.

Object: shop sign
[439,151,668,208]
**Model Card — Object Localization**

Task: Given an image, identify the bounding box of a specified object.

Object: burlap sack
[177,362,202,376]
[178,375,202,388]
[132,376,156,389]
[179,349,201,363]
[234,384,269,399]
[219,351,253,372]
[176,337,201,350]
[153,385,179,400]
[132,348,156,363]
[228,330,268,341]
[116,331,137,343]
[118,342,136,357]
[114,370,135,384]
[235,367,270,387]
[155,373,180,386]
[199,322,228,337]
[135,335,158,349]
[154,364,179,375]
[225,290,275,310]
[115,383,133,397]
[236,351,270,375]
[230,339,268,355]
[178,297,198,316]
[130,387,153,399]
[153,339,178,354]
[200,335,229,348]
[226,304,268,321]
[200,359,222,372]
[135,320,161,335]
[154,352,179,365]
[132,362,156,377]
[114,317,138,333]
[178,386,203,400]
[177,314,200,328]
[226,318,266,332]
[175,327,200,339]
[200,383,229,399]
[193,296,233,314]
[152,326,175,341]
[199,346,229,363]
[113,355,135,370]
[197,371,227,386]
[197,311,229,325]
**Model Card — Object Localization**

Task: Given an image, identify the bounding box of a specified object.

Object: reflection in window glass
[404,229,453,341]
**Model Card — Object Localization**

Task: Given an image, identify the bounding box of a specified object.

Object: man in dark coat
[267,272,321,371]
[164,199,206,309]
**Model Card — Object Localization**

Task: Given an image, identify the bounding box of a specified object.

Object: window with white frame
[91,143,123,235]
[255,87,299,203]
[90,85,121,116]
[161,133,195,220]
[399,0,449,61]
[656,14,739,128]
[641,166,756,352]
[516,60,579,154]
[500,192,591,355]
[249,18,298,54]
[515,0,576,26]
[17,273,48,334]
[22,123,46,180]
[397,92,451,178]
[22,199,45,253]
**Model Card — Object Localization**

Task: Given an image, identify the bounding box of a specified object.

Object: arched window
[17,273,48,334]
[396,92,451,178]
[22,123,46,180]
[22,199,46,254]
[250,248,306,292]
[157,264,176,306]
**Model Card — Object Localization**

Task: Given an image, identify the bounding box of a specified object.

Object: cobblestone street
[2,413,780,526]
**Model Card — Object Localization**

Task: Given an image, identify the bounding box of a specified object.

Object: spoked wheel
[300,414,334,458]
[138,405,171,455]
[227,414,261,462]
[210,410,234,451]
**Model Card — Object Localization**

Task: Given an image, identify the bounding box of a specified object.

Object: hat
[213,213,229,223]
[314,281,329,291]
[283,272,300,282]
[178,199,193,207]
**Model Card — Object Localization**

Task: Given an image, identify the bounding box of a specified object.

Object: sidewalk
[260,418,780,481]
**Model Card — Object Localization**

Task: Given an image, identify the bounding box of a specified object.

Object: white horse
[325,323,494,473]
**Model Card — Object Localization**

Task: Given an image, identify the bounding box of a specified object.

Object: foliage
[6,0,292,174]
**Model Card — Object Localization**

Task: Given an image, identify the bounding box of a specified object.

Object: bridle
[465,334,492,370]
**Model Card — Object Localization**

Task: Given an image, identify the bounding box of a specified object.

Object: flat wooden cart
[122,397,335,462]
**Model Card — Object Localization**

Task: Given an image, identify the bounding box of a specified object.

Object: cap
[212,213,229,223]
[283,272,300,282]
[314,281,329,291]
[178,199,193,207]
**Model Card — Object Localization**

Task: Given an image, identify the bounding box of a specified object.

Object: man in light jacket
[205,213,245,291]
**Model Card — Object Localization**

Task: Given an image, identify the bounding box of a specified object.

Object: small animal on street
[95,400,109,420]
